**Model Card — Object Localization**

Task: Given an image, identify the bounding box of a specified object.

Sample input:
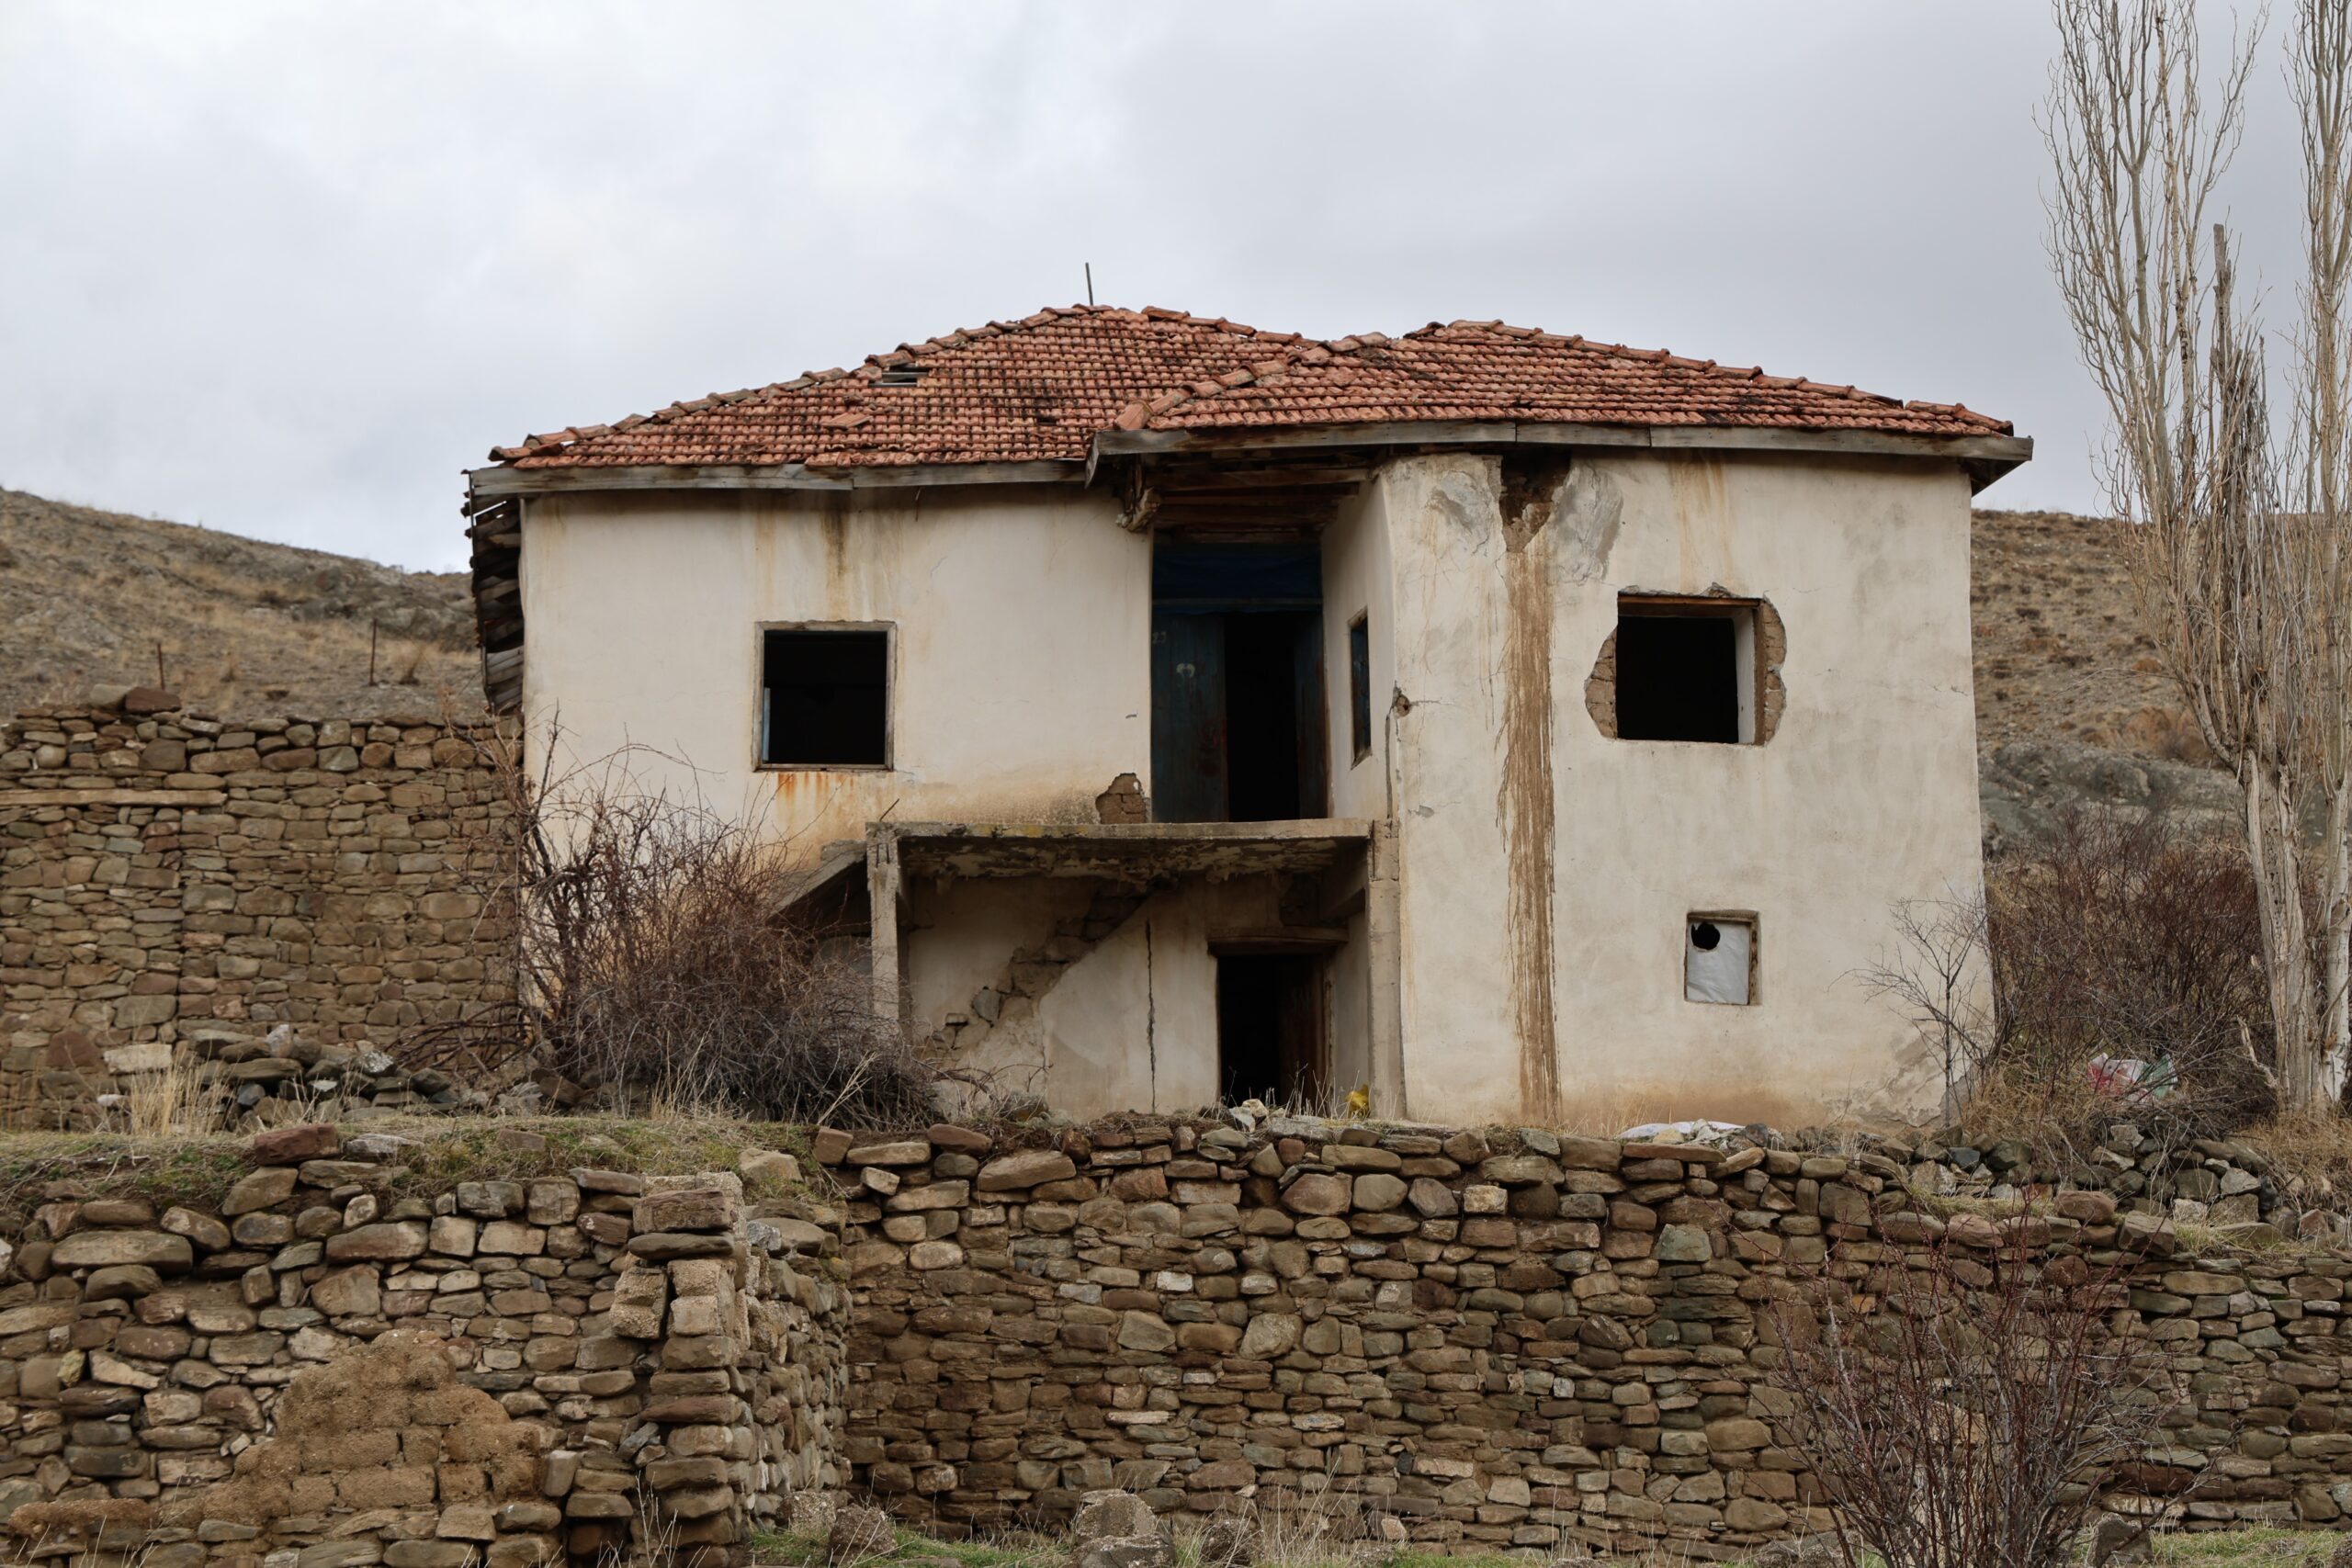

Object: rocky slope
[0,487,478,720]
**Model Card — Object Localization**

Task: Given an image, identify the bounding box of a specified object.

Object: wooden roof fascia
[468,459,1086,498]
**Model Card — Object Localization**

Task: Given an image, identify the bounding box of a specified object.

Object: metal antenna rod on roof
[1085,263,1094,308]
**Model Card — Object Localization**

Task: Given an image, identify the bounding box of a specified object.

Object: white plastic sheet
[1685,919,1752,1005]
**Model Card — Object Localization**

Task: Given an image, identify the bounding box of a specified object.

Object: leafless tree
[2044,0,2352,1109]
[1858,894,2003,1118]
[2290,0,2352,1097]
[1768,1235,2177,1568]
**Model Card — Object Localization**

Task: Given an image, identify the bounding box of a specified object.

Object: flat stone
[978,1149,1079,1190]
[223,1167,298,1216]
[52,1230,192,1273]
[323,1222,429,1262]
[634,1188,738,1233]
[628,1231,735,1262]
[928,1122,994,1154]
[844,1139,932,1167]
[248,1123,341,1165]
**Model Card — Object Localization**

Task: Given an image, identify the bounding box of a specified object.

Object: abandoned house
[466,306,2029,1127]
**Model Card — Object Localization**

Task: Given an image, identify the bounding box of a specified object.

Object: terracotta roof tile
[492,306,2010,470]
[1141,321,2013,440]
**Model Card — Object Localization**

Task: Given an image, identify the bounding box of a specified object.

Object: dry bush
[492,734,940,1128]
[1989,808,2277,1132]
[1767,1236,2175,1568]
[1867,806,2279,1146]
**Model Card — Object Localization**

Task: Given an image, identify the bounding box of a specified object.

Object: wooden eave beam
[1091,421,2033,487]
[468,459,1085,497]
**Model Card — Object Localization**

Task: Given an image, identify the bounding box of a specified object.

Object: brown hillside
[1970,506,2208,763]
[0,490,2212,797]
[0,488,480,719]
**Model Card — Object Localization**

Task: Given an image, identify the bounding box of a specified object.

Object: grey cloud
[0,2,2310,570]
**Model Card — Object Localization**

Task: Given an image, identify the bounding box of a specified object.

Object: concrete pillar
[1366,820,1406,1119]
[866,829,902,1026]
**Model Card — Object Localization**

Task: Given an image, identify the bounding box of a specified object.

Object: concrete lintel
[878,818,1376,881]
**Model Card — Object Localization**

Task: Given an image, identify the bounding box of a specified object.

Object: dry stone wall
[0,697,519,1130]
[0,1124,847,1567]
[822,1117,2352,1560]
[15,1112,2352,1564]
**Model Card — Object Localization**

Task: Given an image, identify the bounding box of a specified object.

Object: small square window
[1348,613,1372,763]
[1685,915,1755,1005]
[1614,598,1757,744]
[759,626,889,768]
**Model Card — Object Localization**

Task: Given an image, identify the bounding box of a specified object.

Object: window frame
[1682,909,1760,1006]
[1611,593,1761,746]
[1347,610,1373,766]
[752,620,896,773]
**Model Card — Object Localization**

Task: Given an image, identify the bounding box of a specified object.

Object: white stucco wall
[518,485,1150,860]
[1374,449,1984,1129]
[904,874,1303,1115]
[514,449,1985,1130]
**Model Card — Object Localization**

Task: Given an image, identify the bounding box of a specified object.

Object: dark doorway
[1614,612,1741,743]
[1151,541,1328,822]
[1216,953,1326,1107]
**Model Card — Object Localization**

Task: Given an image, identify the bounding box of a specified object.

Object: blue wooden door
[1150,612,1227,824]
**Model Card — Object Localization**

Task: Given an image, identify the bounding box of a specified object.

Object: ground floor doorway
[1216,951,1327,1109]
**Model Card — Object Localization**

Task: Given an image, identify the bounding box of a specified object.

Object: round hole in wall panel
[1690,921,1722,952]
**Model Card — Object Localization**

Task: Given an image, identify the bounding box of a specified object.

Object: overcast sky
[0,3,2307,572]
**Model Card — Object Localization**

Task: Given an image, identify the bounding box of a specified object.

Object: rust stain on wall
[1497,455,1567,1119]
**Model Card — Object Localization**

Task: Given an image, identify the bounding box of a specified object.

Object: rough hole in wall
[1094,773,1148,824]
[1586,592,1787,745]
[1216,952,1326,1107]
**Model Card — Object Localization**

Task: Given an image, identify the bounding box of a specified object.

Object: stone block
[978,1149,1079,1190]
[52,1230,192,1272]
[636,1187,738,1233]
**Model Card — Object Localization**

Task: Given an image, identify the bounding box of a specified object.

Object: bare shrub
[1866,806,2278,1145]
[1766,1235,2174,1568]
[483,730,939,1127]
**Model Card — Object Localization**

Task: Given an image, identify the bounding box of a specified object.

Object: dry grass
[0,485,476,720]
[743,1518,2351,1568]
[0,1112,812,1213]
[2227,1107,2352,1211]
[115,1053,214,1138]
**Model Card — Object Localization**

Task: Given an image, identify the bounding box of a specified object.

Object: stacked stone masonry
[13,1115,2352,1564]
[0,1124,848,1567]
[825,1118,2352,1559]
[0,699,520,1129]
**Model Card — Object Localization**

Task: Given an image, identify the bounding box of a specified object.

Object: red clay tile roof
[1125,320,2013,440]
[491,306,2010,470]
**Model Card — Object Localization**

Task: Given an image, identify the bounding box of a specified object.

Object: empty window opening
[1348,613,1372,763]
[1685,915,1756,1005]
[759,626,888,768]
[1613,600,1756,744]
[1216,953,1327,1107]
[1151,541,1329,823]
